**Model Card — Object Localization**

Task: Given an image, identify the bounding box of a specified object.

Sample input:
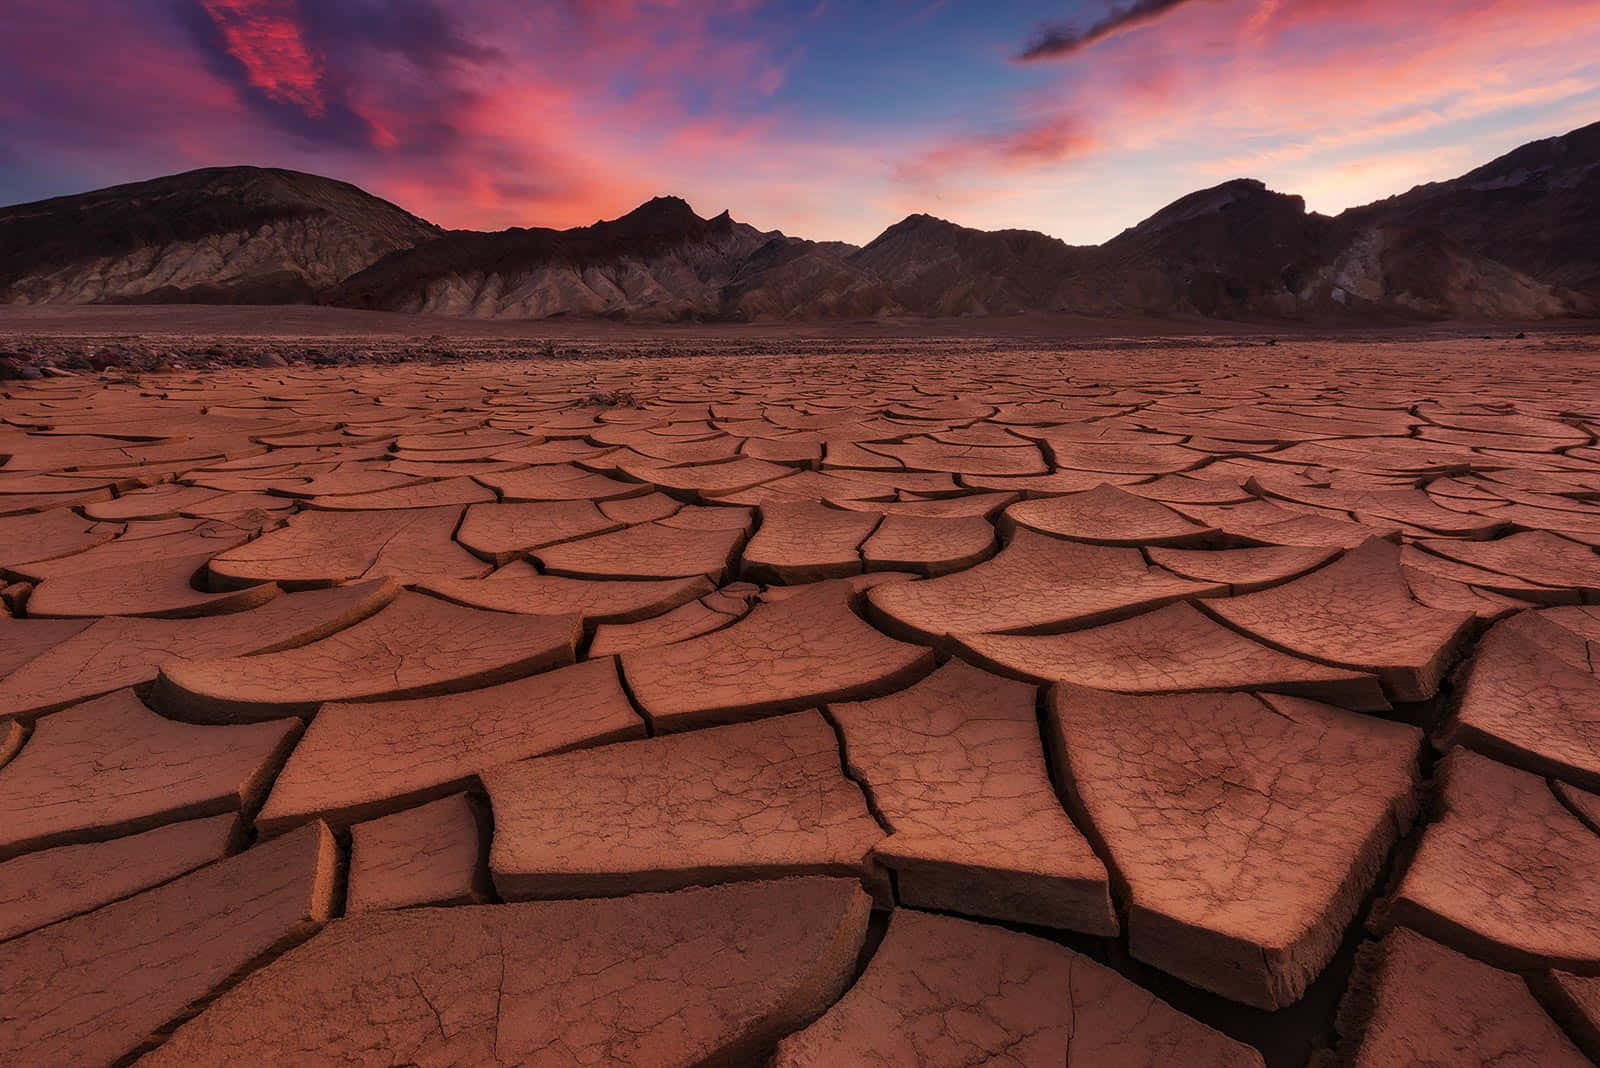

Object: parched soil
[2,322,1599,1066]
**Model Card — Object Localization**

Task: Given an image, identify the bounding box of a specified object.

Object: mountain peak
[868,213,966,245]
[900,212,960,228]
[1129,178,1289,237]
[617,195,703,229]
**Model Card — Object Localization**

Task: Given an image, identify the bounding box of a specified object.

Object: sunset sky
[3,0,1598,244]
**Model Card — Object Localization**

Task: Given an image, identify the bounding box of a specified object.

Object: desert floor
[2,317,1599,1066]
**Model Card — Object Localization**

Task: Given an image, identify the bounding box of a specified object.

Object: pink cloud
[908,0,1600,224]
[902,115,1100,186]
[199,0,327,118]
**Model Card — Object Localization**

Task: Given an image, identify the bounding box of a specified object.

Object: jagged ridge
[3,121,1598,321]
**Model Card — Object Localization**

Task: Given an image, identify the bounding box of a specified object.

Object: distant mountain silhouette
[4,122,1597,321]
[329,195,891,321]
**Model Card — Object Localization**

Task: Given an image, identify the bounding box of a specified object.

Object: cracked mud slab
[8,518,256,583]
[774,908,1264,1067]
[1048,684,1422,1009]
[622,579,933,731]
[454,499,621,565]
[1335,927,1589,1067]
[0,812,238,942]
[1440,610,1600,790]
[484,710,885,899]
[1206,537,1475,701]
[26,548,283,618]
[957,600,1389,710]
[741,500,881,583]
[0,820,339,1065]
[867,528,1226,643]
[1401,562,1536,621]
[141,877,870,1067]
[207,506,489,588]
[587,584,757,655]
[257,656,642,833]
[0,578,397,720]
[0,688,299,859]
[534,517,748,580]
[1417,530,1600,598]
[346,792,489,913]
[419,563,713,621]
[0,506,120,569]
[152,591,581,722]
[0,613,92,677]
[1378,747,1600,973]
[829,659,1116,933]
[859,512,997,575]
[1145,543,1337,594]
[1002,482,1222,546]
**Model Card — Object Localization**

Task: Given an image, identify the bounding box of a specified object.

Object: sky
[2,0,1598,245]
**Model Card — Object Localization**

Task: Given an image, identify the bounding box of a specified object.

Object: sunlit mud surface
[3,332,1599,1066]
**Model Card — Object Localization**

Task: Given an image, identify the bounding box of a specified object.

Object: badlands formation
[1,332,1600,1065]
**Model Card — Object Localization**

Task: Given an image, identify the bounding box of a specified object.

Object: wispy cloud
[901,114,1099,185]
[1017,0,1200,61]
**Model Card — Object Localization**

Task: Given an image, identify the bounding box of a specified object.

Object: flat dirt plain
[3,308,1600,1066]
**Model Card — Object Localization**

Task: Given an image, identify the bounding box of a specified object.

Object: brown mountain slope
[330,196,892,321]
[1079,177,1570,321]
[848,214,1093,316]
[845,175,1571,322]
[1349,120,1600,313]
[0,167,440,305]
[1086,179,1338,319]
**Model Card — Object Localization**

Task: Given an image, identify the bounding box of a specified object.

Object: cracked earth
[2,333,1600,1065]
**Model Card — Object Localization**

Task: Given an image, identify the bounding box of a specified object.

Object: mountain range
[2,121,1596,323]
